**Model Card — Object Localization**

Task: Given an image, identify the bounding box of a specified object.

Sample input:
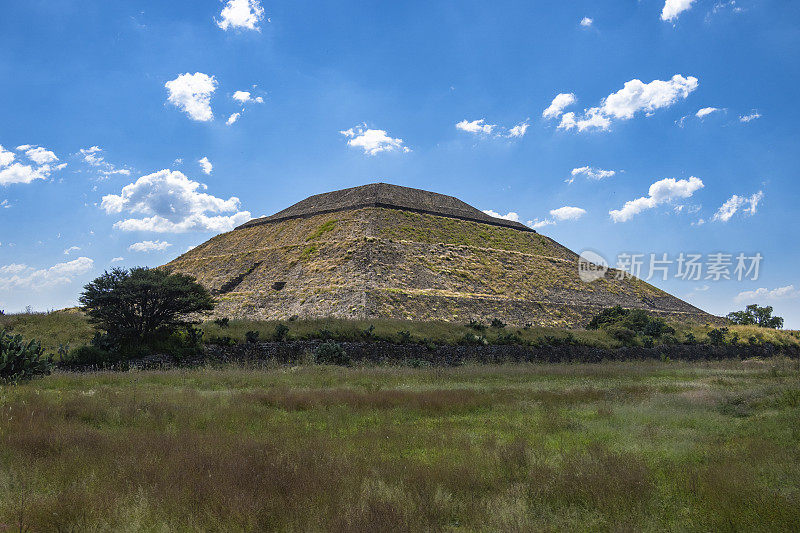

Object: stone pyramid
[165,183,713,327]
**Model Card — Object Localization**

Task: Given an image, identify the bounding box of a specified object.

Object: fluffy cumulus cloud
[24,146,58,165]
[232,90,264,104]
[0,144,66,186]
[580,17,593,27]
[129,240,172,252]
[661,0,696,22]
[610,176,704,222]
[542,93,576,119]
[550,206,586,221]
[198,157,213,175]
[456,119,496,134]
[101,169,252,233]
[79,146,130,178]
[712,191,763,222]
[526,206,586,229]
[735,285,799,303]
[217,0,265,31]
[165,72,218,122]
[567,166,616,184]
[226,113,241,126]
[696,107,720,118]
[558,75,698,132]
[456,119,529,139]
[340,124,410,155]
[482,210,520,222]
[0,257,93,291]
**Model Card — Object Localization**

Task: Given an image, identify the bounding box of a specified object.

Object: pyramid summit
[166,182,714,326]
[236,182,534,232]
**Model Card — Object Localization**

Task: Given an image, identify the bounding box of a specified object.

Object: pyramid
[166,183,713,327]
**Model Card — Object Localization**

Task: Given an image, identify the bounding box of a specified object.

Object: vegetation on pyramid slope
[167,202,713,327]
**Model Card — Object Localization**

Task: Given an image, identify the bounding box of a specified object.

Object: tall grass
[1,360,798,530]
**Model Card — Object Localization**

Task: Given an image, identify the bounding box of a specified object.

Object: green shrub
[588,306,674,340]
[607,325,637,346]
[273,323,290,341]
[208,335,237,346]
[490,318,507,329]
[245,331,260,344]
[213,317,230,328]
[0,330,53,383]
[466,319,486,331]
[460,332,488,345]
[61,345,116,367]
[398,330,412,343]
[315,341,350,365]
[707,328,728,345]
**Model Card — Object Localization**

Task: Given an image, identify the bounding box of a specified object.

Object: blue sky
[1,0,799,327]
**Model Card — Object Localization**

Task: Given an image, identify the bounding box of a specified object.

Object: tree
[79,267,214,343]
[726,304,783,329]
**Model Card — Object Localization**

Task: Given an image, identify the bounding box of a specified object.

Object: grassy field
[1,360,799,530]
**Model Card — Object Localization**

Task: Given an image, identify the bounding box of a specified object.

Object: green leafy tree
[727,304,784,329]
[79,267,214,344]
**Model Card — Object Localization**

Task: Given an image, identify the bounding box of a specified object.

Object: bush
[213,317,230,328]
[607,325,637,346]
[273,323,290,341]
[0,330,53,383]
[707,327,728,345]
[398,330,412,343]
[61,345,116,368]
[315,341,350,366]
[588,306,674,339]
[490,318,507,329]
[460,332,488,345]
[245,331,260,344]
[466,319,486,331]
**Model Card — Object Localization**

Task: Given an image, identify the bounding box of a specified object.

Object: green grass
[3,311,800,354]
[1,359,799,530]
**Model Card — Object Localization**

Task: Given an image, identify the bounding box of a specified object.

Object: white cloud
[696,107,719,118]
[101,169,252,233]
[0,145,15,167]
[456,119,496,134]
[662,0,696,22]
[340,124,410,155]
[24,146,58,165]
[0,257,93,291]
[712,190,763,222]
[568,166,616,183]
[198,156,213,175]
[226,112,241,125]
[232,90,263,104]
[456,119,529,138]
[63,246,81,255]
[111,257,124,263]
[129,240,172,252]
[165,72,218,122]
[482,210,520,222]
[580,17,593,27]
[528,219,555,229]
[735,285,799,303]
[506,121,530,138]
[740,112,761,123]
[79,146,130,178]
[217,0,265,31]
[543,93,576,119]
[559,75,698,132]
[610,176,704,222]
[550,206,586,221]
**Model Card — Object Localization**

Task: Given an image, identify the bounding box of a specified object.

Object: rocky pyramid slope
[165,183,715,327]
